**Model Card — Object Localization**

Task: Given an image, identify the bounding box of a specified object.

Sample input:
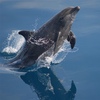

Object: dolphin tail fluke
[67,31,76,49]
[19,31,35,41]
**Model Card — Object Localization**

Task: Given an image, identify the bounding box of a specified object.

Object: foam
[2,30,25,54]
[37,40,79,68]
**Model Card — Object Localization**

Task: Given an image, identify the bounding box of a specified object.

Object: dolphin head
[54,6,80,32]
[59,6,80,48]
[44,6,80,40]
[46,6,80,51]
[38,6,80,54]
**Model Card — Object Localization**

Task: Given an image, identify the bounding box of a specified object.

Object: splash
[2,30,25,54]
[33,18,39,32]
[52,40,78,64]
[37,40,78,68]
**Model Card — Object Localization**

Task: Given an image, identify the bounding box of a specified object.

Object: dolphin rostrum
[7,6,80,68]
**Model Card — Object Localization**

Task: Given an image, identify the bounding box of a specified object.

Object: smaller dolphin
[7,6,80,68]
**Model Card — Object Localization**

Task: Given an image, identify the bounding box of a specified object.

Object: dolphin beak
[70,6,80,14]
[74,6,80,10]
[73,6,80,12]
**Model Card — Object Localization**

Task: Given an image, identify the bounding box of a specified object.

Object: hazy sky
[0,0,99,10]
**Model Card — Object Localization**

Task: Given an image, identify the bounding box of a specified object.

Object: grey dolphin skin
[8,6,80,68]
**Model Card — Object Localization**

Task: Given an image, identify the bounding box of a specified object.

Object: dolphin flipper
[67,31,76,49]
[53,31,76,55]
[19,31,35,41]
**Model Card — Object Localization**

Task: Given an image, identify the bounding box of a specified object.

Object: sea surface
[0,0,100,100]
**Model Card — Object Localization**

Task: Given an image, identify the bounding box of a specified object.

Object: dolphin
[7,6,80,68]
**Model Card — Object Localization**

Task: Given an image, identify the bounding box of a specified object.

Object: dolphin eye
[58,17,65,27]
[59,17,63,21]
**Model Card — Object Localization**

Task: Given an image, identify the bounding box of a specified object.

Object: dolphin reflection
[20,67,76,100]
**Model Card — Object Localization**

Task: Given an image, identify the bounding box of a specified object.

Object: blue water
[0,1,100,100]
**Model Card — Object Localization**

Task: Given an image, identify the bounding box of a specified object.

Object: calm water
[0,0,100,100]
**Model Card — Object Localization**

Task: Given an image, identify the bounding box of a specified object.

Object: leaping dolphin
[7,6,80,68]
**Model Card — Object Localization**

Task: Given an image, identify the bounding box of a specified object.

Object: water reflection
[20,67,76,100]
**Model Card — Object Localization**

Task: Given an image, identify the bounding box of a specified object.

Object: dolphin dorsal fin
[67,31,76,49]
[19,31,35,41]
